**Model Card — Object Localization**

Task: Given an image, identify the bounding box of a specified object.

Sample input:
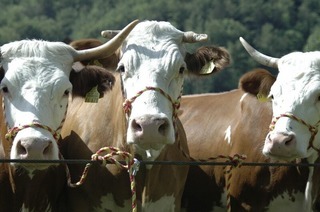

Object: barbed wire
[1,159,320,167]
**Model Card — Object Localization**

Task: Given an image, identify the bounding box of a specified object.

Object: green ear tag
[257,93,270,103]
[85,86,100,103]
[200,61,215,75]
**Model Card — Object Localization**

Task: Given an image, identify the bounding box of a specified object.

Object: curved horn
[101,30,121,39]
[239,37,279,68]
[183,31,208,43]
[73,20,139,62]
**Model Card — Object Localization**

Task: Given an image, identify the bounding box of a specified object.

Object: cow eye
[117,65,125,73]
[179,67,185,74]
[318,95,320,101]
[64,89,70,96]
[1,86,8,93]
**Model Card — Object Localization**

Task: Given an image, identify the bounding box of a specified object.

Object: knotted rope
[67,147,140,212]
[269,113,320,154]
[223,154,246,212]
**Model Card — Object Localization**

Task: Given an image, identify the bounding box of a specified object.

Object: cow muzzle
[123,86,181,150]
[263,132,297,160]
[263,113,320,160]
[127,114,174,149]
[6,122,60,169]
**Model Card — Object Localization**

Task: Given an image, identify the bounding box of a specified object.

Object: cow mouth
[263,151,300,162]
[13,162,57,172]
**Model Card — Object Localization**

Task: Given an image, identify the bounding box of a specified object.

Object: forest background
[1,0,320,94]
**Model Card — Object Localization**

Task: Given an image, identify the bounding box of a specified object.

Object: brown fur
[185,46,231,75]
[60,73,190,211]
[70,65,115,98]
[180,69,319,211]
[239,68,276,96]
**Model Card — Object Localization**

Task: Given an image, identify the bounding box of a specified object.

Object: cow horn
[73,20,139,62]
[239,37,278,68]
[101,30,121,39]
[182,31,208,43]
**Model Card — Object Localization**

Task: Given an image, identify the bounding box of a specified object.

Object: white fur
[224,125,232,145]
[94,194,133,212]
[1,40,74,170]
[267,191,305,212]
[262,51,320,209]
[142,195,176,212]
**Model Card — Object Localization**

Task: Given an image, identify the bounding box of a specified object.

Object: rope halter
[5,122,61,142]
[123,86,182,140]
[269,113,320,154]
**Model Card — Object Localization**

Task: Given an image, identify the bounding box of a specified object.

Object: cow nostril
[132,119,142,132]
[43,141,52,155]
[284,135,294,146]
[158,120,169,136]
[16,141,27,155]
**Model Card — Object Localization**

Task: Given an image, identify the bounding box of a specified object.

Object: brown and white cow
[180,68,320,211]
[239,37,320,211]
[0,20,137,211]
[60,20,230,211]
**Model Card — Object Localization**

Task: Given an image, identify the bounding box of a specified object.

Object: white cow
[61,20,231,211]
[0,20,137,211]
[240,37,320,211]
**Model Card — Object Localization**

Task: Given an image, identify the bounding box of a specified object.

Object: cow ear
[239,68,276,98]
[185,46,231,75]
[70,65,115,98]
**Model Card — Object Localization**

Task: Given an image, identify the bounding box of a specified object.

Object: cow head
[101,21,230,160]
[0,20,138,171]
[240,37,320,161]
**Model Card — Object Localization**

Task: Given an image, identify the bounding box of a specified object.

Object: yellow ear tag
[257,93,270,103]
[85,86,100,103]
[200,61,215,75]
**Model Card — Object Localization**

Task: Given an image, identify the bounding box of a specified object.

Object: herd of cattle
[0,19,320,211]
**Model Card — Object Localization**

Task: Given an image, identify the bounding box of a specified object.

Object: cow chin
[131,143,166,162]
[13,162,57,173]
[262,144,306,162]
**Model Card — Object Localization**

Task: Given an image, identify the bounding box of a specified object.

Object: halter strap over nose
[122,86,182,142]
[5,122,61,142]
[269,113,320,154]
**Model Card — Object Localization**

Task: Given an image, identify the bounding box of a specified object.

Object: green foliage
[1,0,319,94]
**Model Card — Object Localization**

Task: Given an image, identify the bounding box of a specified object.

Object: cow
[238,37,320,211]
[0,20,138,211]
[180,68,320,211]
[59,20,231,211]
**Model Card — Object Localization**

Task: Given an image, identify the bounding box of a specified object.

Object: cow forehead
[3,58,72,92]
[126,21,184,43]
[272,52,320,95]
[278,51,320,75]
[119,22,186,84]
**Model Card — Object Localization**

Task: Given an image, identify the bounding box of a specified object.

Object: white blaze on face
[263,52,320,160]
[118,21,186,159]
[1,41,74,170]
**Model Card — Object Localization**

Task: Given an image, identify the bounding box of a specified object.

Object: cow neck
[269,113,320,155]
[1,95,16,192]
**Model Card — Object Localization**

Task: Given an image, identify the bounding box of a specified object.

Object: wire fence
[2,159,320,167]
